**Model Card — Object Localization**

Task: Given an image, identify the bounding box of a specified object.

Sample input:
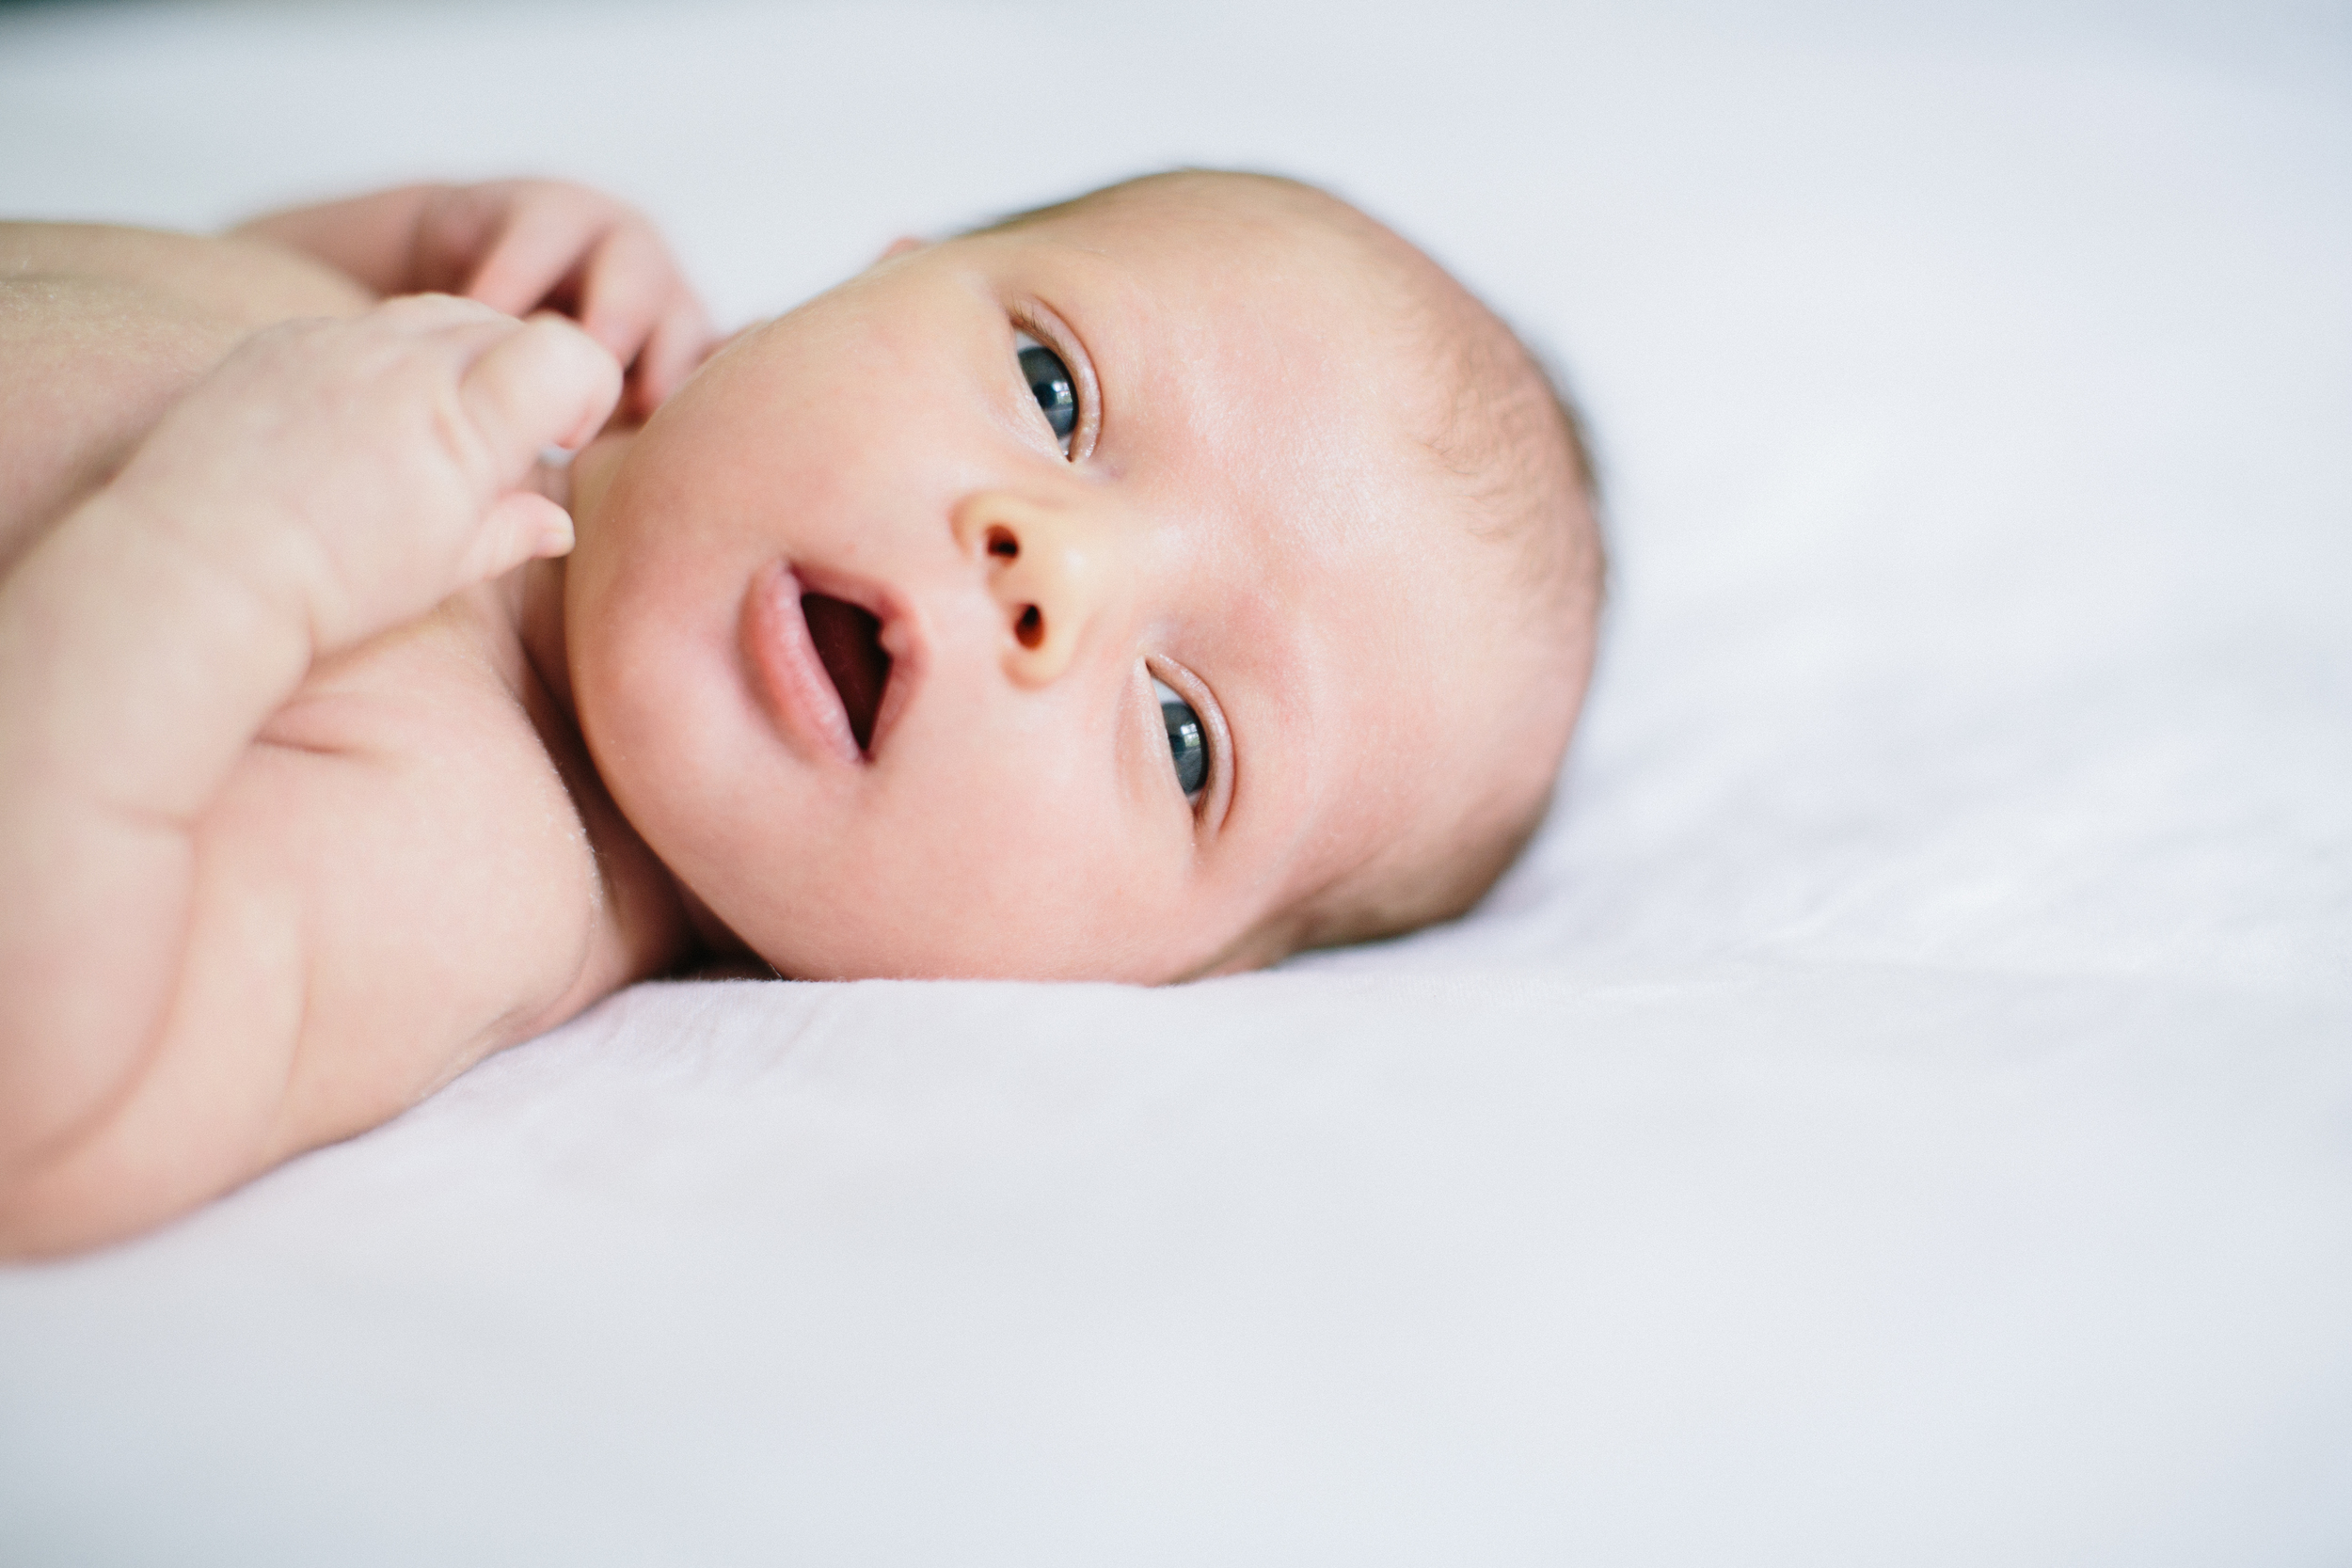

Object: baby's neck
[515,557,721,982]
[516,557,584,727]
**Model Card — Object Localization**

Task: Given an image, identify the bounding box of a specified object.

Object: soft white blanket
[2,2,2345,1562]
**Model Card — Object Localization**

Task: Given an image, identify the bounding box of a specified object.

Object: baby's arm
[0,297,619,1254]
[236,180,713,416]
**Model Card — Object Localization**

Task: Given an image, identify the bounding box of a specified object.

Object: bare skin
[0,186,712,1256]
[0,174,1588,1259]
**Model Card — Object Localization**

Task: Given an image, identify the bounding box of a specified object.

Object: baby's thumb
[461,314,624,483]
[457,490,575,586]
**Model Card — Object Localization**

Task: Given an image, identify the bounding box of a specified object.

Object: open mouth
[801,592,891,753]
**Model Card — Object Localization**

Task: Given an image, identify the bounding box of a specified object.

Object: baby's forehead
[1090,204,1451,439]
[995,176,1437,328]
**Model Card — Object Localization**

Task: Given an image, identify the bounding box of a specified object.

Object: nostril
[986,526,1019,560]
[1015,605,1044,649]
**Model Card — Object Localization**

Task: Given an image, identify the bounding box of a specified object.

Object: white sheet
[2,2,2346,1562]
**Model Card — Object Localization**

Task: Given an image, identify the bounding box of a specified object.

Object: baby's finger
[368,292,514,335]
[411,183,507,295]
[458,315,623,483]
[632,292,718,413]
[574,223,676,370]
[464,198,616,320]
[453,490,576,587]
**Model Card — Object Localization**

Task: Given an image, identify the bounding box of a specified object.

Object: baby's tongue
[802,593,889,752]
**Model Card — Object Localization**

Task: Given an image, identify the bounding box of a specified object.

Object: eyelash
[1150,665,1219,814]
[1011,309,1095,461]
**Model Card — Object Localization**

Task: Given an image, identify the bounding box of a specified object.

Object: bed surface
[2,2,2346,1562]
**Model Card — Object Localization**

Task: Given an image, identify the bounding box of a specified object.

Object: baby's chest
[234,599,615,1020]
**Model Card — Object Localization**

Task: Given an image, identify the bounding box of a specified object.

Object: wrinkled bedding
[2,1,2345,1562]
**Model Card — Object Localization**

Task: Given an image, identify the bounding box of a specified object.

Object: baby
[0,170,1602,1256]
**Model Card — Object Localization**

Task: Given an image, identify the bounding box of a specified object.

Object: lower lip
[740,560,863,766]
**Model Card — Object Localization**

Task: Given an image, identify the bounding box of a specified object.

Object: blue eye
[1152,676,1208,800]
[1015,331,1077,454]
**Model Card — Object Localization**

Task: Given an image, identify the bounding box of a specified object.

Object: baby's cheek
[791,814,1169,980]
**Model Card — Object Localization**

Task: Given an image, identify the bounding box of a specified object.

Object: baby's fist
[112,295,621,658]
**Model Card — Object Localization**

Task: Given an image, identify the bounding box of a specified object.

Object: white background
[2,2,2347,1562]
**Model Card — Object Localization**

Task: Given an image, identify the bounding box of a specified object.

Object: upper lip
[739,561,919,766]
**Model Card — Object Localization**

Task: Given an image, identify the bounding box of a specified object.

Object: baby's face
[564,186,1513,980]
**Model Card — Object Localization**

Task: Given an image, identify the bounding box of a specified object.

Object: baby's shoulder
[255,581,608,962]
[265,583,565,798]
[226,584,661,1117]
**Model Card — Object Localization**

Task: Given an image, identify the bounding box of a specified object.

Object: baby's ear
[876,235,928,263]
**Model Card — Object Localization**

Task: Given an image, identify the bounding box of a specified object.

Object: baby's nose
[950,490,1127,688]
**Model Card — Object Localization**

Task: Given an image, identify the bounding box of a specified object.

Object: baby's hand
[239,180,714,419]
[410,180,713,419]
[109,294,620,658]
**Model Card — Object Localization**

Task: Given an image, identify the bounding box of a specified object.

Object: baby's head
[563,170,1602,980]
